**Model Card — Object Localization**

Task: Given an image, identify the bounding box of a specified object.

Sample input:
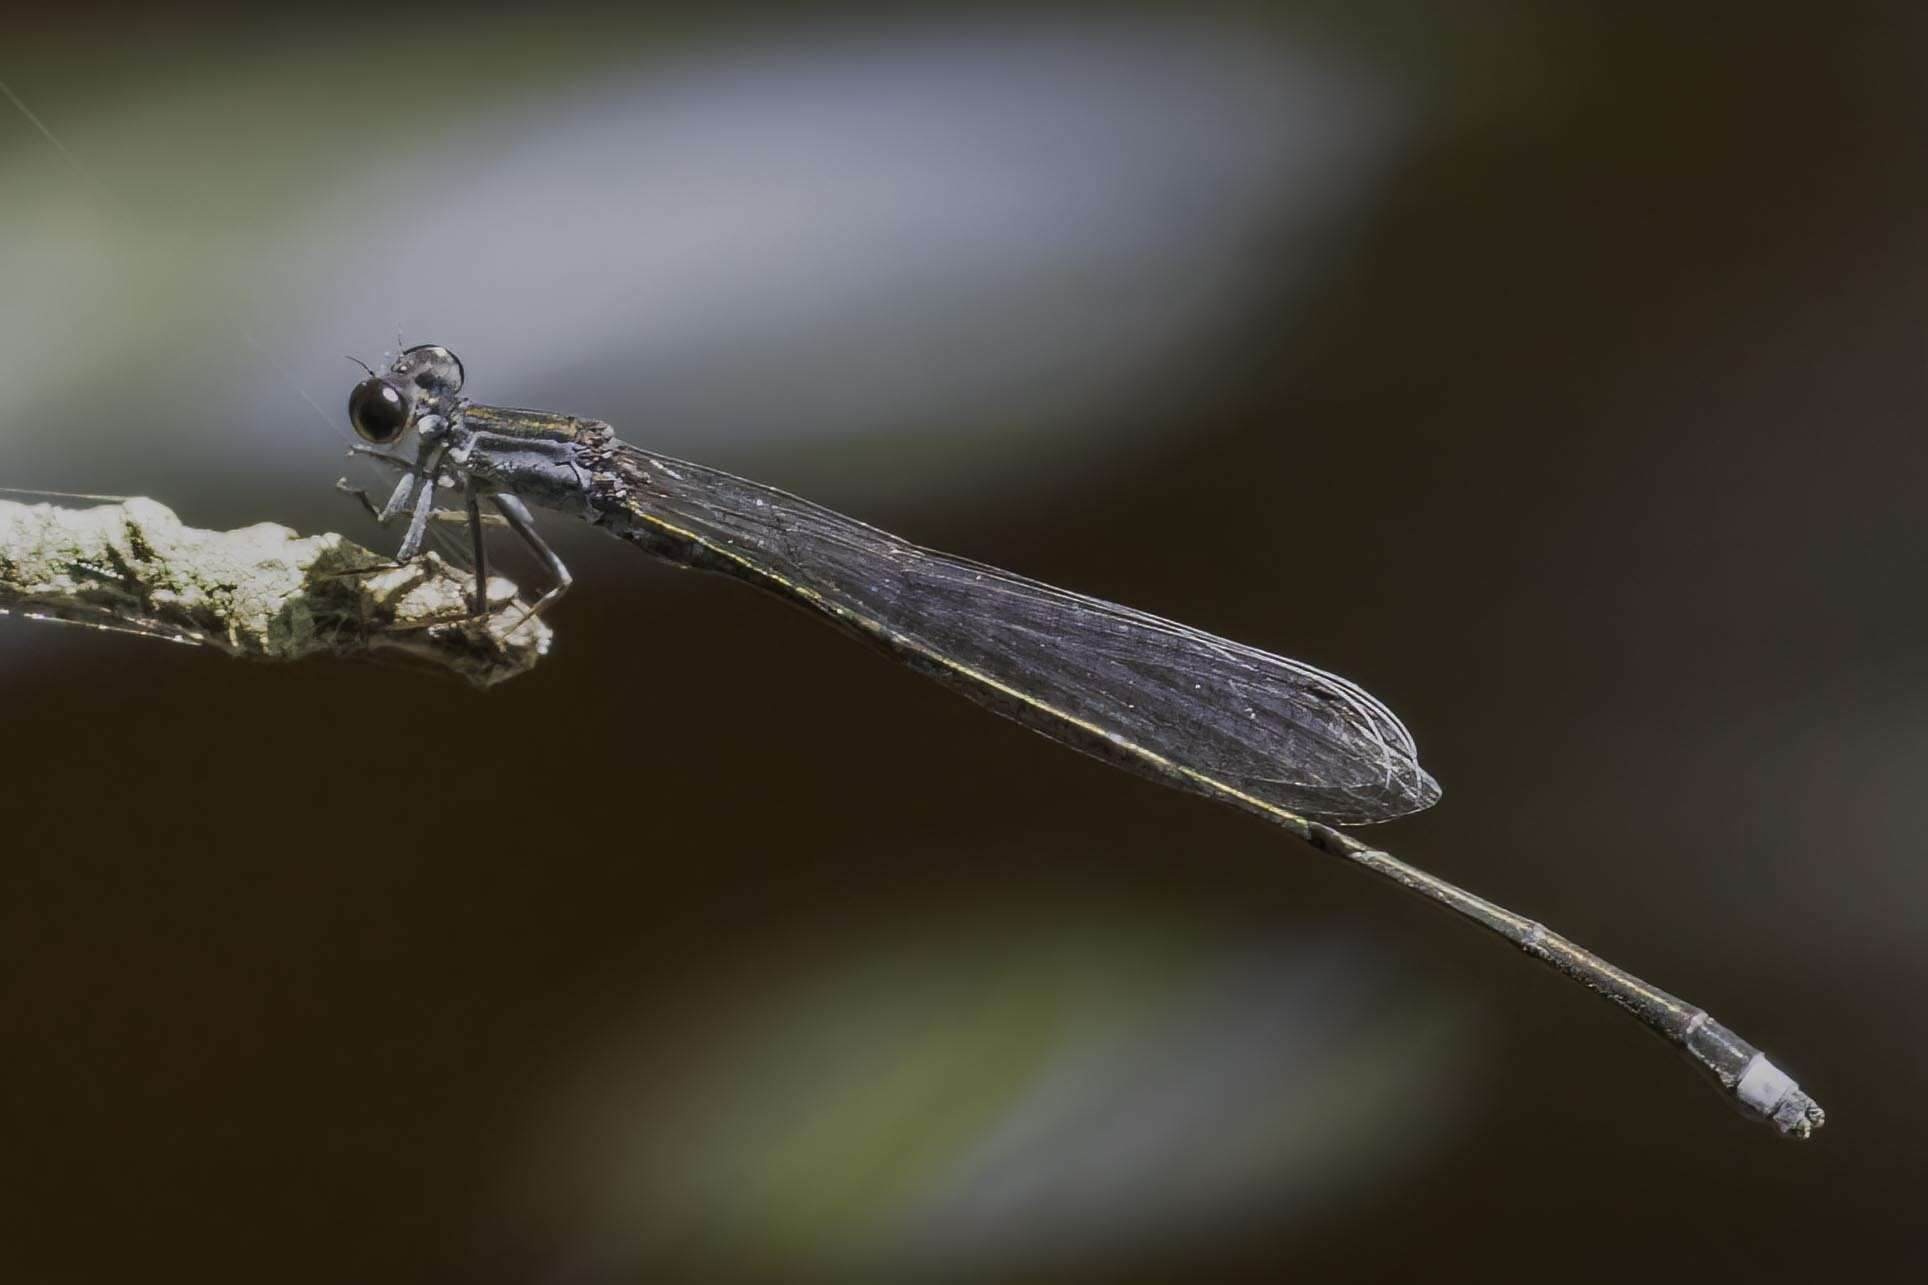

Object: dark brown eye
[348,378,410,444]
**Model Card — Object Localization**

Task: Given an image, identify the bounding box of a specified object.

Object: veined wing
[604,442,1440,826]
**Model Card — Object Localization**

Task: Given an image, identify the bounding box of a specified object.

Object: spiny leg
[334,443,429,569]
[340,443,452,534]
[464,481,489,618]
[333,446,462,586]
[341,444,420,520]
[491,493,572,625]
[338,452,559,631]
[337,477,407,528]
[332,481,507,608]
[395,493,566,633]
[337,479,503,534]
[394,446,447,562]
[378,474,417,522]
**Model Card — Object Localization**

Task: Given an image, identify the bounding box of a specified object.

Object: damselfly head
[346,344,465,444]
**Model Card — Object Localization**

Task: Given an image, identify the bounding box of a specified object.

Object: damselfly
[344,343,1823,1138]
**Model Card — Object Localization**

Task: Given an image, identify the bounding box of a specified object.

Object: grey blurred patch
[0,10,1403,510]
[507,911,1474,1281]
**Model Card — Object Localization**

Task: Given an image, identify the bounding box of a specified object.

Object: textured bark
[0,497,549,686]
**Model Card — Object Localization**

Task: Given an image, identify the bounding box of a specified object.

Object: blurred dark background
[3,2,1924,1280]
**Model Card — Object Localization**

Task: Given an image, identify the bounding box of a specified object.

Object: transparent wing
[608,443,1440,825]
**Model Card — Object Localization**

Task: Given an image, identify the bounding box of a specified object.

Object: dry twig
[0,497,549,685]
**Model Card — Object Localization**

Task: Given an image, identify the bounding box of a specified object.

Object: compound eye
[402,343,464,394]
[348,377,411,444]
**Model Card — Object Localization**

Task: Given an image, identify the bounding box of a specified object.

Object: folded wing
[607,443,1440,826]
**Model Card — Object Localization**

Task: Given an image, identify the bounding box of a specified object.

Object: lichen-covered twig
[0,497,550,686]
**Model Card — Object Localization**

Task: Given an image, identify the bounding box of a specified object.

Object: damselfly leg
[488,494,573,629]
[463,483,489,617]
[335,449,572,628]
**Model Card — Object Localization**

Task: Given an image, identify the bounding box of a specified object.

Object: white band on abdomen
[1736,1054,1795,1115]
